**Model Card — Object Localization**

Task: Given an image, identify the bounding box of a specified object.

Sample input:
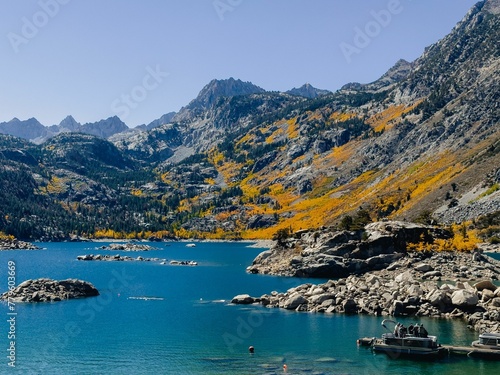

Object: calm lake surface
[1,242,499,374]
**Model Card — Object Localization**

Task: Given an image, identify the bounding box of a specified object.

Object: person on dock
[420,325,428,338]
[408,324,414,336]
[394,323,400,337]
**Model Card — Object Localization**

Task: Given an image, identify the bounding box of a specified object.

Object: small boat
[371,319,446,359]
[472,332,500,351]
[186,243,196,247]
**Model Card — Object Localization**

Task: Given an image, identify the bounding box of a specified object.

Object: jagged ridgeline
[1,0,499,241]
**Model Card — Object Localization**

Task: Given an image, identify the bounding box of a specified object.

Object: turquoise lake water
[1,242,499,374]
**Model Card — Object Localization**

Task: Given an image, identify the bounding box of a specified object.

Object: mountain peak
[287,83,331,98]
[185,78,266,110]
[372,59,413,85]
[341,59,413,92]
[79,116,129,139]
[58,115,80,131]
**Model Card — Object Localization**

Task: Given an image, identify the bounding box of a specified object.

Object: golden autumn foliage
[286,118,299,139]
[407,223,480,252]
[45,176,66,194]
[0,231,15,241]
[329,111,357,122]
[92,229,174,240]
[204,178,216,185]
[131,189,143,197]
[367,103,419,133]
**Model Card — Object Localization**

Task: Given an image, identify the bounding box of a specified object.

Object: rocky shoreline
[1,278,99,303]
[0,238,40,250]
[233,251,500,333]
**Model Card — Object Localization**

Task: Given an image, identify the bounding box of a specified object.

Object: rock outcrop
[98,243,158,251]
[0,238,40,250]
[235,251,500,333]
[1,278,99,303]
[77,254,166,262]
[247,221,451,278]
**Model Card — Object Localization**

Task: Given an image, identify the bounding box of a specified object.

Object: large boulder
[231,294,255,304]
[283,293,308,310]
[451,289,479,307]
[343,299,358,314]
[415,263,433,272]
[425,289,452,312]
[473,280,497,292]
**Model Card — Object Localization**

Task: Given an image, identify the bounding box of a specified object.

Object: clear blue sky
[0,0,479,127]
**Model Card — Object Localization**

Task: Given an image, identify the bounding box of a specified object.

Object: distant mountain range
[0,115,128,144]
[0,0,499,241]
[0,80,330,143]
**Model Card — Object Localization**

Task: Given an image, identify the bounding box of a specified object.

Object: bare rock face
[247,221,451,278]
[451,289,479,307]
[1,278,99,303]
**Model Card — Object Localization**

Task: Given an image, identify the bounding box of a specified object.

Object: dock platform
[358,338,500,359]
[442,344,500,359]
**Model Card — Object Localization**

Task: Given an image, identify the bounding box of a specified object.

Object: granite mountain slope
[0,0,499,240]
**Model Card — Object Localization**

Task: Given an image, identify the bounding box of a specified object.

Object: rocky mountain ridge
[287,83,332,98]
[0,0,498,241]
[0,115,129,144]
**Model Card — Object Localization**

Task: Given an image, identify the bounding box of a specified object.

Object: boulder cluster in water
[0,238,40,250]
[234,251,500,333]
[77,254,166,262]
[1,278,99,303]
[77,254,198,265]
[98,243,158,251]
[236,221,500,334]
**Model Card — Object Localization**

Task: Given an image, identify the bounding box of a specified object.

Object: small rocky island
[1,278,99,302]
[0,237,40,250]
[234,221,500,333]
[77,254,167,262]
[77,254,198,265]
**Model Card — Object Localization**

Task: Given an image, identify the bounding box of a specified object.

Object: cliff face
[247,221,452,278]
